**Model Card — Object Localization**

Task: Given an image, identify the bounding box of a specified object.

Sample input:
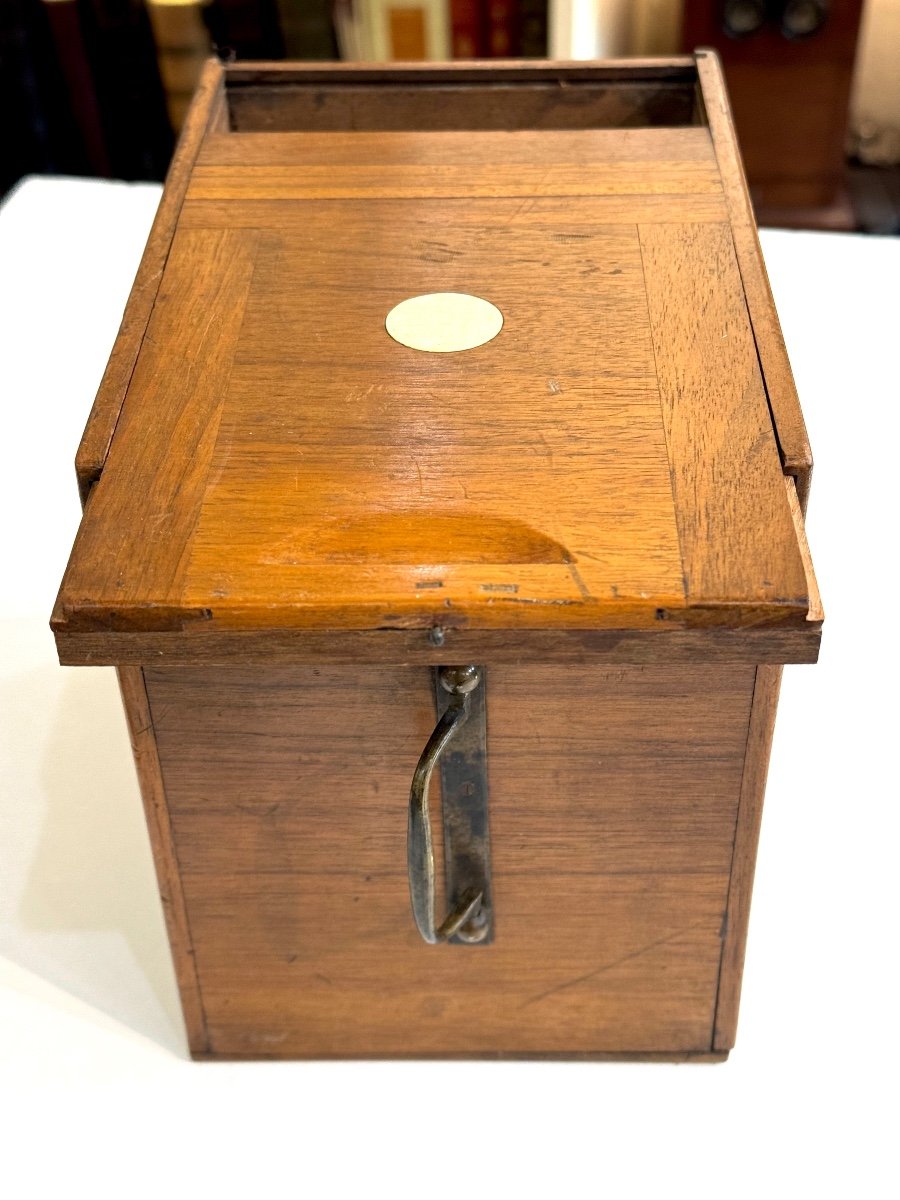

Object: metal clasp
[407,665,493,945]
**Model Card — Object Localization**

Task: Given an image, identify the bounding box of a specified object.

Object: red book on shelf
[485,0,519,57]
[450,0,484,57]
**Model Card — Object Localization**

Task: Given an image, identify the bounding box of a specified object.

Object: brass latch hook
[407,665,492,945]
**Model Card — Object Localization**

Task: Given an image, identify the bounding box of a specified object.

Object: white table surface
[1,176,896,1198]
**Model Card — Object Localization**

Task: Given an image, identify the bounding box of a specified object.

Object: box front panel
[143,663,753,1057]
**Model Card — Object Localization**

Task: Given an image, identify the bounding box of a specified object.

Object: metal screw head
[439,665,480,695]
[456,906,490,944]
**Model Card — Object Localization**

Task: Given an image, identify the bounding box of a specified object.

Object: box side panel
[143,663,756,1058]
[713,664,783,1050]
[116,667,209,1054]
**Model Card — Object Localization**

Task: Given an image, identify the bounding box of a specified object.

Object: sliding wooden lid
[53,58,820,664]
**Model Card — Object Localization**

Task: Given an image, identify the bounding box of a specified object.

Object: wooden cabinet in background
[683,0,865,226]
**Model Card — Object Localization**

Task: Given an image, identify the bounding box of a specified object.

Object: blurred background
[1,0,898,231]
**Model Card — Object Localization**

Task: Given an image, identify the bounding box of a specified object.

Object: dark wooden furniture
[682,0,865,227]
[53,56,821,1060]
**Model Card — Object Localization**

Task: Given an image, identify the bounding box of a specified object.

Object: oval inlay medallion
[385,292,503,353]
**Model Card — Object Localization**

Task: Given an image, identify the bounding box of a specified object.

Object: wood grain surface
[55,624,821,667]
[117,667,208,1052]
[75,59,225,505]
[54,83,816,654]
[186,159,721,201]
[179,194,730,229]
[197,127,716,167]
[696,51,813,509]
[145,662,754,1057]
[60,228,259,629]
[713,665,782,1050]
[639,221,806,605]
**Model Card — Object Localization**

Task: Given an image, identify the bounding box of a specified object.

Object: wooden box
[53,55,822,1061]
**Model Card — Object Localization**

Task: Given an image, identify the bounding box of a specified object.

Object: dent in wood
[263,512,574,565]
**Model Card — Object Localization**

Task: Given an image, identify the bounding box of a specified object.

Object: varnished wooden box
[53,55,821,1061]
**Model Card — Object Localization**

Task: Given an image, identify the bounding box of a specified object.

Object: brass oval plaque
[385,292,503,353]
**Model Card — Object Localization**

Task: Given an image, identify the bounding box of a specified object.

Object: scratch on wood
[520,921,706,1009]
[501,195,537,228]
[567,562,593,602]
[420,241,461,264]
[235,801,281,816]
[493,596,581,607]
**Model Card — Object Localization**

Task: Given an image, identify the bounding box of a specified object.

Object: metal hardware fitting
[407,665,493,945]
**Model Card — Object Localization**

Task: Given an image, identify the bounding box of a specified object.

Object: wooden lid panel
[54,118,811,640]
[187,210,682,622]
